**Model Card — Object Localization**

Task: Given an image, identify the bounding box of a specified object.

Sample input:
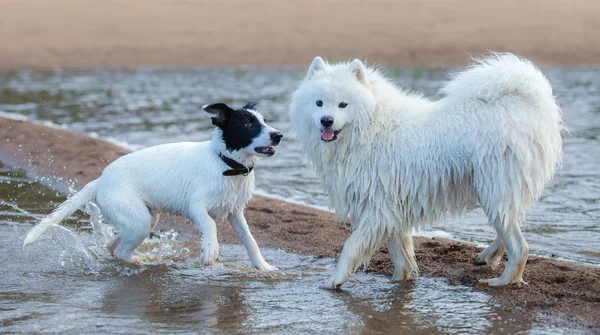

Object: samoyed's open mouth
[321,128,341,142]
[255,146,276,156]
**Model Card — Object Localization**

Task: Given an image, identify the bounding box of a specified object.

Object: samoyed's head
[290,57,377,143]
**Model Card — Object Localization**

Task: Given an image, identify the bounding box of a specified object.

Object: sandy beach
[1,0,600,69]
[1,117,599,329]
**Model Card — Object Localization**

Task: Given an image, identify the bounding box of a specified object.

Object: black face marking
[204,102,265,151]
[221,110,264,151]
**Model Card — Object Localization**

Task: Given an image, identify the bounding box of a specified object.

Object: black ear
[203,103,234,126]
[243,101,258,110]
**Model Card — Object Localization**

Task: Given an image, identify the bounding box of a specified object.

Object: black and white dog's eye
[339,102,347,108]
[245,121,253,128]
[316,100,323,107]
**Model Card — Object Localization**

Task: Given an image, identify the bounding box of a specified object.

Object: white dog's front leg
[387,232,418,282]
[192,209,219,266]
[325,226,381,290]
[228,211,277,272]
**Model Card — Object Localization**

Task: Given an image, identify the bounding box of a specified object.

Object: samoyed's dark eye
[339,102,347,108]
[316,100,323,107]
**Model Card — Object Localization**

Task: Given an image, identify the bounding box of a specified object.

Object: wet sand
[1,0,600,69]
[1,117,599,330]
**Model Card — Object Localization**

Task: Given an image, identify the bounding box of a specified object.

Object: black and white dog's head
[203,102,283,157]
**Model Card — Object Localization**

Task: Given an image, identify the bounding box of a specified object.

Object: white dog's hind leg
[387,232,418,282]
[228,211,277,272]
[150,211,160,231]
[106,235,121,256]
[97,190,152,264]
[325,224,383,289]
[191,209,219,266]
[111,213,152,264]
[106,211,158,257]
[475,235,506,269]
[480,218,529,286]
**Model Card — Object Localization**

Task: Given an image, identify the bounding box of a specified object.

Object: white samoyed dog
[289,54,563,288]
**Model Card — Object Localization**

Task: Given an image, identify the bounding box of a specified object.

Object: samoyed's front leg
[387,232,418,282]
[192,209,219,266]
[325,226,381,290]
[228,211,277,272]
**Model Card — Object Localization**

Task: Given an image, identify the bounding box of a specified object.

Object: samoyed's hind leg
[387,231,418,281]
[475,235,506,268]
[325,224,383,289]
[480,218,528,286]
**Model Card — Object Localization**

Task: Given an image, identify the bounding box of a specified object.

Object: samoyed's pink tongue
[321,129,335,141]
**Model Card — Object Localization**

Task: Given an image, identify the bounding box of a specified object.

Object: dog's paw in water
[255,262,279,272]
[201,240,220,266]
[321,275,347,290]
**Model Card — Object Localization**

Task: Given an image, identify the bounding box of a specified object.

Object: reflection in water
[0,164,580,334]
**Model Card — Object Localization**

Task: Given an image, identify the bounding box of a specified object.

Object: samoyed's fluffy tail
[23,179,98,246]
[441,53,556,109]
[442,53,563,224]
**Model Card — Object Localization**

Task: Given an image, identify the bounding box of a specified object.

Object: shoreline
[1,117,599,329]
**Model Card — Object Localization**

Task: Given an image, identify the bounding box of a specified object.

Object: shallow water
[1,66,599,266]
[0,163,580,334]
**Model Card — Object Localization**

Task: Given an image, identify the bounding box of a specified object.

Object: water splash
[1,200,36,219]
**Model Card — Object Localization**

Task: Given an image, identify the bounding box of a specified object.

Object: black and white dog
[24,102,282,271]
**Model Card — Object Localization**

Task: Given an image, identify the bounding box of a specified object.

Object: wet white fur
[24,108,279,271]
[290,53,563,288]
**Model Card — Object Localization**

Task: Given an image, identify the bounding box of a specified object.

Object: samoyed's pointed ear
[203,103,233,127]
[306,56,326,79]
[349,59,368,85]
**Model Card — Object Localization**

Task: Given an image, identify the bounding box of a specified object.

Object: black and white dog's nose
[320,115,334,127]
[270,131,283,144]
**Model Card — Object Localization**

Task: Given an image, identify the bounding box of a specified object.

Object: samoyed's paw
[321,271,350,290]
[479,277,527,286]
[255,261,278,272]
[391,267,413,282]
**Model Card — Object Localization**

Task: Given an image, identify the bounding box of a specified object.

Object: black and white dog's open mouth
[255,146,276,156]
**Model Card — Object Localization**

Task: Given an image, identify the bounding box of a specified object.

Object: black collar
[219,153,253,176]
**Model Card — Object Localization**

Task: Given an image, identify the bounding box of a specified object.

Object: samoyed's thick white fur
[290,53,563,288]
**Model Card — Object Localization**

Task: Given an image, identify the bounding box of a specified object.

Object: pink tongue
[321,129,335,140]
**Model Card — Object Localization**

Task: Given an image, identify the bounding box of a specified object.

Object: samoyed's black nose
[321,115,334,127]
[270,131,283,145]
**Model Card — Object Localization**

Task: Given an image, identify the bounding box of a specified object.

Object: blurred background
[1,0,599,68]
